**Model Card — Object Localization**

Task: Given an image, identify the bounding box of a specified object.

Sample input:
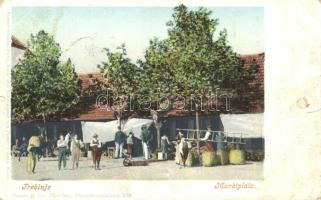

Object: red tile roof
[232,53,264,113]
[11,36,27,50]
[64,53,264,121]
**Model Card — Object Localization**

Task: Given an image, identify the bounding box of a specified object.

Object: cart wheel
[123,158,130,167]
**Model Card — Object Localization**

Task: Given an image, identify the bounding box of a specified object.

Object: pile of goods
[216,149,229,165]
[229,149,245,165]
[201,150,220,167]
[245,150,264,161]
[185,149,200,167]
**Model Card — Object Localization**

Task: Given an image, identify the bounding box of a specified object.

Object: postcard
[0,0,320,199]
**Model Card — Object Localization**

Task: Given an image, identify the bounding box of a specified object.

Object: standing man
[161,134,170,160]
[18,137,28,162]
[179,132,189,167]
[90,133,102,170]
[141,125,148,160]
[65,132,72,157]
[57,134,67,170]
[216,132,226,150]
[201,125,215,151]
[141,125,152,160]
[71,134,83,169]
[114,126,126,159]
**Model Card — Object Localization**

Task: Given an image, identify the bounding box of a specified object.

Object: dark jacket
[115,131,126,143]
[140,129,152,144]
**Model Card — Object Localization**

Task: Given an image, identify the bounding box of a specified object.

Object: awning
[81,118,154,143]
[220,113,264,138]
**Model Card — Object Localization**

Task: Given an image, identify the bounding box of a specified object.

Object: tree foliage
[139,5,249,103]
[12,30,81,123]
[97,44,141,96]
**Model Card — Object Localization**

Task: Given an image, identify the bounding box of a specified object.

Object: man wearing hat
[201,125,216,151]
[114,126,126,159]
[90,133,102,170]
[140,125,152,160]
[57,134,67,170]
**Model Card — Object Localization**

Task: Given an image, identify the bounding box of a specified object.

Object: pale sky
[12,7,264,73]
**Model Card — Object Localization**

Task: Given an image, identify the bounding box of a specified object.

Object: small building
[11,52,265,152]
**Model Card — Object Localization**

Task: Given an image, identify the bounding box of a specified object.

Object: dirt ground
[11,156,263,180]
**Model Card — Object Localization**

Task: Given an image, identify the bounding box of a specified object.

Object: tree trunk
[196,111,200,155]
[42,114,48,157]
[156,122,161,149]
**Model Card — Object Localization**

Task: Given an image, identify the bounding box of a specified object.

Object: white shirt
[57,139,66,148]
[65,134,71,143]
[179,137,186,154]
[161,135,170,144]
[90,138,102,148]
[201,131,211,141]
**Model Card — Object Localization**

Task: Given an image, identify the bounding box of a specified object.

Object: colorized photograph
[11,5,264,180]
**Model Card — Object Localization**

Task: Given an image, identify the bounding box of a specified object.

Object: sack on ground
[229,149,245,165]
[216,149,229,165]
[202,150,220,167]
[186,150,199,167]
[28,136,41,147]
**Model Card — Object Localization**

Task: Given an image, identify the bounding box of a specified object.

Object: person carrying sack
[26,136,40,173]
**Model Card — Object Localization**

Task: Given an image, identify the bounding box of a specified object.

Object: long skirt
[127,144,133,155]
[71,148,81,167]
[175,144,182,164]
[26,150,36,173]
[180,148,189,166]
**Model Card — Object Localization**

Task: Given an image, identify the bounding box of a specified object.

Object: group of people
[22,124,224,173]
[56,133,84,170]
[23,133,84,173]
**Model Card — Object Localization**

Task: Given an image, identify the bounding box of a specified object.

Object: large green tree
[139,5,251,150]
[12,30,81,140]
[140,5,247,99]
[95,44,142,127]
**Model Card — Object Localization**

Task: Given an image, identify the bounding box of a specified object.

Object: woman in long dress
[175,130,184,165]
[71,135,83,169]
